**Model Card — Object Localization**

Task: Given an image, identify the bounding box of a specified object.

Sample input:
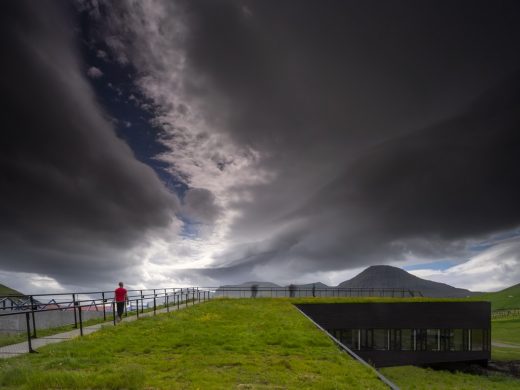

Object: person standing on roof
[114,282,128,323]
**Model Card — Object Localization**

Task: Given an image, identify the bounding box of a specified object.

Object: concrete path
[492,341,520,349]
[0,302,200,358]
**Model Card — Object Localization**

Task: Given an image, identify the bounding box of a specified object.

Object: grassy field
[492,317,520,361]
[0,299,386,389]
[0,283,23,296]
[2,298,520,389]
[0,300,188,347]
[381,365,520,389]
[477,283,520,311]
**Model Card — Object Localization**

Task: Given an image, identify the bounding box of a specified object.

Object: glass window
[389,329,401,350]
[416,329,427,351]
[447,329,464,351]
[360,329,373,350]
[471,329,484,351]
[401,329,413,351]
[373,329,388,350]
[427,329,440,351]
[340,329,358,350]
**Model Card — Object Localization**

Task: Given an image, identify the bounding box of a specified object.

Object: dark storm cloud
[181,73,520,282]
[173,0,520,279]
[0,2,178,287]
[182,188,221,224]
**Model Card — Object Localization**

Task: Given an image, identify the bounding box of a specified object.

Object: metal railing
[491,308,520,319]
[0,286,422,354]
[212,286,423,298]
[0,287,210,353]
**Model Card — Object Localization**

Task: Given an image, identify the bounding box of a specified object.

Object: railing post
[166,294,169,313]
[112,301,116,325]
[185,290,188,308]
[72,293,78,328]
[78,302,83,336]
[30,296,37,338]
[136,299,139,318]
[153,289,156,315]
[25,312,35,353]
[177,292,180,310]
[102,292,106,321]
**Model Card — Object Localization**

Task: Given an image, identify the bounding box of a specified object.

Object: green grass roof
[2,298,517,389]
[0,298,386,389]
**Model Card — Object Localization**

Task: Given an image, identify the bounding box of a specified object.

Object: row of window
[329,328,490,352]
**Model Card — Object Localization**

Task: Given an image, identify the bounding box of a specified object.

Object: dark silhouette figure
[288,284,296,298]
[251,284,258,298]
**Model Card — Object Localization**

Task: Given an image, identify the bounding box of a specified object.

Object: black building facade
[296,302,490,367]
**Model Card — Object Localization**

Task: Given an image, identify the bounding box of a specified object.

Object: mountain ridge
[219,265,482,298]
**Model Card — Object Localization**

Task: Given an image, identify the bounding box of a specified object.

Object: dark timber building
[296,302,490,367]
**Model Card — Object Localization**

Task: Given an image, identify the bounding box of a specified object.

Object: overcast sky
[1,0,520,294]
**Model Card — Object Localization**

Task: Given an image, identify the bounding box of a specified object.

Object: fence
[0,287,208,353]
[213,286,423,298]
[0,286,422,353]
[491,308,520,320]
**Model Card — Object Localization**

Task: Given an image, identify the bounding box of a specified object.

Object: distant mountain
[476,282,520,310]
[292,282,330,289]
[0,283,24,296]
[338,265,476,298]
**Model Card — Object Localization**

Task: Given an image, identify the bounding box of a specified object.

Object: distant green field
[492,317,520,361]
[381,365,520,389]
[478,283,520,311]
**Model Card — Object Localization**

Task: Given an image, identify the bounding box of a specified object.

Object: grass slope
[0,283,23,296]
[478,283,520,310]
[0,299,386,389]
[492,318,520,361]
[381,366,520,390]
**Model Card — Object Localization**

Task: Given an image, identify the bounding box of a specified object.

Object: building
[295,301,490,367]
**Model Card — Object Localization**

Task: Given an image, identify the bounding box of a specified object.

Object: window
[341,329,358,350]
[327,327,489,353]
[471,329,484,351]
[389,329,401,350]
[416,329,427,351]
[450,329,465,351]
[401,329,413,351]
[426,329,440,351]
[373,329,387,350]
[360,329,373,350]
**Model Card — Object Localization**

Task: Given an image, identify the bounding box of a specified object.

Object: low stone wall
[0,310,105,335]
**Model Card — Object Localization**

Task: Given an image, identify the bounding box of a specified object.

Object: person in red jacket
[114,282,128,323]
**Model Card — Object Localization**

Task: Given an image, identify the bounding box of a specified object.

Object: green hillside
[478,283,520,310]
[0,283,23,296]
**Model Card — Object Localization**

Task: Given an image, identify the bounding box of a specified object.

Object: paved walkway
[0,302,199,358]
[492,341,520,349]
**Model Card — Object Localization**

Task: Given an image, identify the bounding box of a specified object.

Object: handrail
[0,288,207,353]
[0,286,422,312]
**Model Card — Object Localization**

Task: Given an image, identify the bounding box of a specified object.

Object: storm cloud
[0,2,179,288]
[2,0,520,291]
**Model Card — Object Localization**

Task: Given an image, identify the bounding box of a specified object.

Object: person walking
[114,282,128,323]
